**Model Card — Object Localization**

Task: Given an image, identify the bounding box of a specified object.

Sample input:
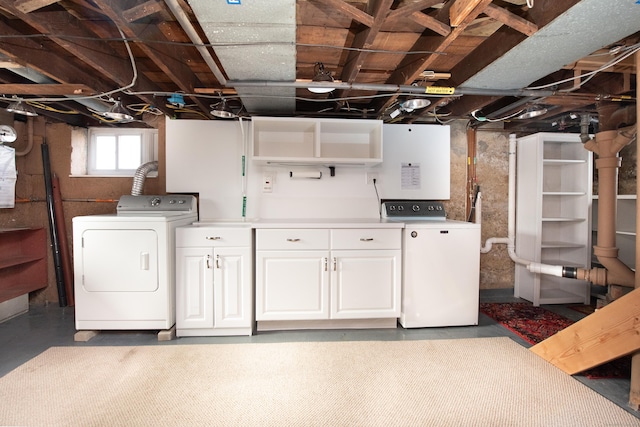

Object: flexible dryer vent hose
[131,161,158,196]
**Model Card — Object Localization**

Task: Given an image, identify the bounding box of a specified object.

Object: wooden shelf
[0,228,47,303]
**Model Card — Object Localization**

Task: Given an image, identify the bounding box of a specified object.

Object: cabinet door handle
[286,238,300,242]
[360,238,374,241]
[206,236,221,240]
[332,257,337,271]
[324,257,328,271]
[206,254,212,269]
[215,254,221,269]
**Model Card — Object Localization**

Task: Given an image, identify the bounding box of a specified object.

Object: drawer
[331,228,401,250]
[256,229,329,250]
[176,226,252,247]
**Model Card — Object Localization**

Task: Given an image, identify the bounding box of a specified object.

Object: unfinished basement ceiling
[0,0,635,133]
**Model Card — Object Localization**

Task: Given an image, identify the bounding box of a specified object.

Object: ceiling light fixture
[210,98,237,119]
[6,99,38,117]
[101,100,134,122]
[400,98,431,112]
[515,105,548,120]
[308,62,335,94]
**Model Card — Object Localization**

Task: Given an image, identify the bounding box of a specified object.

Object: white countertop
[195,218,404,229]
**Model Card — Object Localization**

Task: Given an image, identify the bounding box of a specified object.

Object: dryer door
[80,229,159,292]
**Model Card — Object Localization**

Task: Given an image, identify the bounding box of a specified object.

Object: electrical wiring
[0,23,138,105]
[26,101,79,114]
[127,104,164,116]
[471,108,525,123]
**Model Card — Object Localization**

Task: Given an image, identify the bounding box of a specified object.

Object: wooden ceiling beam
[93,0,211,115]
[308,0,374,27]
[450,0,489,27]
[408,11,452,37]
[483,4,538,36]
[0,1,173,115]
[340,0,395,83]
[122,1,166,22]
[0,20,107,91]
[0,84,94,95]
[386,0,445,22]
[14,0,59,13]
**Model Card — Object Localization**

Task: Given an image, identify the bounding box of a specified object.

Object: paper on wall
[0,145,17,208]
[401,162,421,190]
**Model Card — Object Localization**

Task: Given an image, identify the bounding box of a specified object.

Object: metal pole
[41,141,67,307]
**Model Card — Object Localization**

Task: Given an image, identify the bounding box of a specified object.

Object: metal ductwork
[188,0,296,115]
[461,0,640,91]
[131,161,158,196]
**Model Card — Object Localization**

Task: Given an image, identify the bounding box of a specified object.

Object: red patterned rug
[479,302,631,379]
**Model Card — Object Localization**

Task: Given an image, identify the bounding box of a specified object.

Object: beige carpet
[1,337,638,427]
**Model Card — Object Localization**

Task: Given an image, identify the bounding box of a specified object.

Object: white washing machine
[73,195,197,332]
[382,200,481,328]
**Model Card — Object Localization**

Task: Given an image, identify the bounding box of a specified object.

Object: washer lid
[117,195,197,214]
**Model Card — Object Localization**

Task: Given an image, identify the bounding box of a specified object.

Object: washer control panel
[382,200,446,220]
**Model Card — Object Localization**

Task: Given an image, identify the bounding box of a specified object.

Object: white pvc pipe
[480,133,562,274]
[527,263,564,277]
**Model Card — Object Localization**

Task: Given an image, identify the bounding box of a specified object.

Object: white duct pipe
[14,116,33,157]
[480,134,566,278]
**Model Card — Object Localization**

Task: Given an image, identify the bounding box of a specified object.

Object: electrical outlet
[263,175,273,193]
[366,172,379,185]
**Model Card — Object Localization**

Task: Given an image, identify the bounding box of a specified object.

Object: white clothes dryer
[73,195,197,333]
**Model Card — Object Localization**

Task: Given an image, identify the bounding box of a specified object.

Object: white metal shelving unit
[515,133,592,306]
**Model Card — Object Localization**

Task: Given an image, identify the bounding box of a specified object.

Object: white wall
[166,118,450,221]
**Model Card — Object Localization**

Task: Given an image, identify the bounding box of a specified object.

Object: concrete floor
[1,289,638,419]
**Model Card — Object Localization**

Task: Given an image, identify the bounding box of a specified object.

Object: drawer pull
[360,238,374,241]
[206,236,221,240]
[286,238,300,242]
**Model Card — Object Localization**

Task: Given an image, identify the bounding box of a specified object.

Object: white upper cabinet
[251,116,383,165]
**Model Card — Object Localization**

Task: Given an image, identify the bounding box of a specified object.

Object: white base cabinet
[256,228,401,328]
[176,226,253,336]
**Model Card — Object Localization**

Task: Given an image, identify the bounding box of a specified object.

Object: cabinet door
[256,250,329,320]
[330,250,401,319]
[176,247,214,329]
[213,247,252,328]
